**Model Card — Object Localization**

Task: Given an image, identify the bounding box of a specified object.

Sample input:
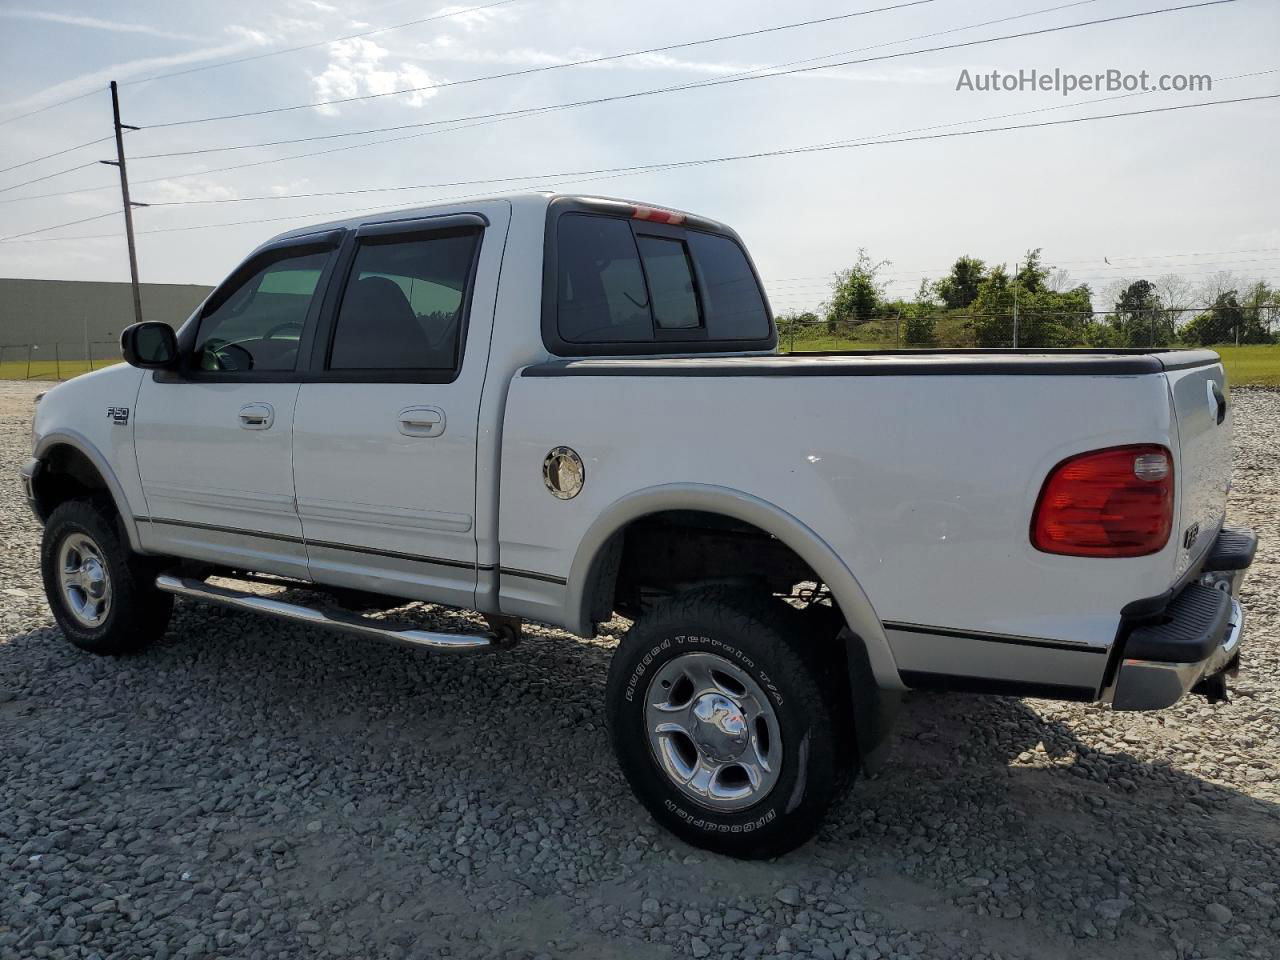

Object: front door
[292,210,505,609]
[134,235,340,579]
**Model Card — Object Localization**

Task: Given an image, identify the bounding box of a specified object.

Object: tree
[1113,279,1168,346]
[1046,268,1076,293]
[901,279,938,346]
[1241,281,1279,344]
[1014,248,1049,294]
[824,249,890,329]
[1182,291,1243,346]
[968,254,1092,347]
[933,256,986,309]
[1154,273,1195,332]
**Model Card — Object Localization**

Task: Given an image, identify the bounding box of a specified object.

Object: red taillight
[1031,445,1174,557]
[630,205,685,225]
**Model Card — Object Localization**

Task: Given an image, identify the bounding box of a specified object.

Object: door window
[193,251,329,373]
[328,230,480,372]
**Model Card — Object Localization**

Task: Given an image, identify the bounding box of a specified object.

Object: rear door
[291,208,507,609]
[134,233,341,579]
[1165,356,1232,580]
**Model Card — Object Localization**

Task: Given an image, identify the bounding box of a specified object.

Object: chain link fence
[0,342,122,381]
[777,306,1280,352]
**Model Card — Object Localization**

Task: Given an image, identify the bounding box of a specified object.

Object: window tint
[194,251,328,373]
[329,231,478,370]
[553,212,771,350]
[556,215,650,343]
[686,232,770,340]
[636,236,700,330]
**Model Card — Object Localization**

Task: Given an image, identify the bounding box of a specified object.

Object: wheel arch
[33,430,144,552]
[567,482,904,691]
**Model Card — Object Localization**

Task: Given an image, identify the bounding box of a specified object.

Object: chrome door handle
[398,405,446,438]
[239,403,274,430]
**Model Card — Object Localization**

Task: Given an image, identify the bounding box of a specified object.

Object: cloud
[0,29,273,115]
[311,38,440,114]
[0,9,200,41]
[145,179,242,204]
[432,4,521,31]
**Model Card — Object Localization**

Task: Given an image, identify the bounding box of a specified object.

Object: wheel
[41,499,173,655]
[605,585,849,859]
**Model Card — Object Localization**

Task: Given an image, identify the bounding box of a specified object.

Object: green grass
[782,338,1280,387]
[0,358,120,381]
[1212,345,1280,387]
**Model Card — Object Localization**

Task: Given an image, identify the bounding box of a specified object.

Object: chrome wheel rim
[58,533,111,628]
[644,652,782,812]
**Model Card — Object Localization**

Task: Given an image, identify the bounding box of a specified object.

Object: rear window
[553,213,770,349]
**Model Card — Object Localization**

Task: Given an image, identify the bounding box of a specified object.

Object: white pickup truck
[23,193,1255,858]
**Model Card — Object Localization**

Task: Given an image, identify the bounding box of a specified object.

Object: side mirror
[121,322,179,370]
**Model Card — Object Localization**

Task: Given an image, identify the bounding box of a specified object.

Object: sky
[0,0,1278,314]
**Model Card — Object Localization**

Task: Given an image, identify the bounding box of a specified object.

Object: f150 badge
[107,406,130,425]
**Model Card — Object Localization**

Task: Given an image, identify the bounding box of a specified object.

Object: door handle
[239,403,275,430]
[398,405,446,438]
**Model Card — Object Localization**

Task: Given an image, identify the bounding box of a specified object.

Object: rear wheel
[606,586,850,859]
[41,499,173,655]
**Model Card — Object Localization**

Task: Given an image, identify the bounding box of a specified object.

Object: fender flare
[34,430,145,553]
[566,482,905,691]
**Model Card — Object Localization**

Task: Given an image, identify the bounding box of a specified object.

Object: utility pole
[1011,254,1020,349]
[101,81,147,326]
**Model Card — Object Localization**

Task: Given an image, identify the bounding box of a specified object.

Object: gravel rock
[0,379,1277,960]
[1205,902,1234,924]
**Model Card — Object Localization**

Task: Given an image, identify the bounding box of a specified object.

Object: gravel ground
[1,378,1276,960]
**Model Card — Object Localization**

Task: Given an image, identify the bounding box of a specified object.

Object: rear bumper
[1108,525,1255,711]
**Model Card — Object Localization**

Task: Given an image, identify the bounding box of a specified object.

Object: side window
[193,250,329,372]
[685,232,770,340]
[636,235,700,330]
[556,215,650,343]
[329,230,479,371]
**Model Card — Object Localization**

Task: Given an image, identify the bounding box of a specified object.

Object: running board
[155,574,496,652]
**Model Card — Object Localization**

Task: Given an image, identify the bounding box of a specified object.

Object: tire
[605,585,850,859]
[41,499,173,655]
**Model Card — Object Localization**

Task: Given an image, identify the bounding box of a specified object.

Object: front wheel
[605,586,850,859]
[40,499,173,655]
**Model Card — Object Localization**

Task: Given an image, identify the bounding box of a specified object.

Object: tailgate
[1165,356,1232,579]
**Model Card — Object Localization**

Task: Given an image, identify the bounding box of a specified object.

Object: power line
[5,92,1273,245]
[0,0,1075,206]
[142,0,947,128]
[0,135,114,176]
[769,247,1280,281]
[131,0,1101,161]
[1,209,119,242]
[0,161,101,195]
[0,87,102,128]
[123,0,532,86]
[130,91,1280,211]
[0,0,1188,206]
[142,0,1222,131]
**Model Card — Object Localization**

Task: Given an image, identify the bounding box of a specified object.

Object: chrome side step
[155,574,495,652]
